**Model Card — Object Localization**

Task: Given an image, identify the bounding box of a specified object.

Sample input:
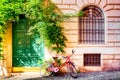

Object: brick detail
[108,35,120,42]
[57,5,70,9]
[77,0,84,9]
[83,0,89,4]
[63,0,77,4]
[102,54,114,60]
[114,18,120,22]
[107,10,120,17]
[53,0,63,4]
[115,55,120,59]
[65,42,78,47]
[107,30,115,35]
[70,5,79,11]
[114,30,120,34]
[95,0,101,4]
[65,17,78,22]
[72,60,83,67]
[104,5,114,11]
[71,54,83,60]
[107,23,120,30]
[114,5,120,10]
[63,22,78,30]
[99,0,107,8]
[88,0,95,3]
[107,43,114,46]
[107,18,120,22]
[62,9,76,14]
[107,17,114,22]
[108,0,120,4]
[65,29,78,35]
[66,35,78,42]
[115,43,120,47]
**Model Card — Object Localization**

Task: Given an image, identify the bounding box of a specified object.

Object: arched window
[79,5,105,44]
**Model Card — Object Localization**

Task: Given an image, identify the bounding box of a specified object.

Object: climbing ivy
[0,0,67,54]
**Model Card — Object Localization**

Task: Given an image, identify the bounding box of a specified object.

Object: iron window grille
[84,54,101,66]
[79,5,105,44]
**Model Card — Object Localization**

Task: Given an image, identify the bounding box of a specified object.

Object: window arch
[79,5,105,44]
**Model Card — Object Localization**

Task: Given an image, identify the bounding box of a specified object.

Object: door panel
[12,19,44,67]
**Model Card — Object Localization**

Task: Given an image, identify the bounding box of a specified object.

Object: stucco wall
[0,22,12,76]
[53,0,120,72]
[1,0,120,74]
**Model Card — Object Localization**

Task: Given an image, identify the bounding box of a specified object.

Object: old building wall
[53,0,120,72]
[1,0,120,75]
[103,0,120,71]
[0,22,12,76]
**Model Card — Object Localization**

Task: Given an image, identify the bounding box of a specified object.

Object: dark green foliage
[0,37,2,42]
[77,11,85,17]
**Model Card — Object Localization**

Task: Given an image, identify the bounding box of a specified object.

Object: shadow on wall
[102,60,120,71]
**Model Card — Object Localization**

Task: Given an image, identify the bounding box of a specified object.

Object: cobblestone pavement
[0,71,120,80]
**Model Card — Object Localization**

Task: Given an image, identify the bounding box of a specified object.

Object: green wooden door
[12,19,44,67]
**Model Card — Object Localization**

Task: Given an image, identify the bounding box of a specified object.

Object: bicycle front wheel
[68,63,78,78]
[40,63,52,77]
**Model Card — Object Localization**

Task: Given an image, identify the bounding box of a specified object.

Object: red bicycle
[40,49,78,78]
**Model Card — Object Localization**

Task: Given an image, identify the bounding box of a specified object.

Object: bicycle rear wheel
[68,63,78,78]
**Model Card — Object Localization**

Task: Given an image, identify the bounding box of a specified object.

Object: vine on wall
[0,0,67,55]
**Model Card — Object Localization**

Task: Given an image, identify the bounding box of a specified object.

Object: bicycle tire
[40,63,52,77]
[68,63,78,78]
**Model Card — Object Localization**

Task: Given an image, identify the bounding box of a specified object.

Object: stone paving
[0,71,120,80]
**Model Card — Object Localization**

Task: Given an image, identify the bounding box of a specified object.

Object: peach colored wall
[1,0,120,74]
[53,0,120,72]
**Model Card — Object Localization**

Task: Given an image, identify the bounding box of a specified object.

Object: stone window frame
[78,5,105,44]
[84,53,101,66]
